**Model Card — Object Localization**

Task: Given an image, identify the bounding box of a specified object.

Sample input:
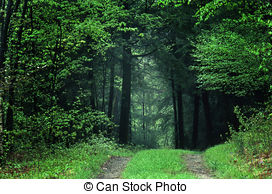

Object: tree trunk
[142,87,146,142]
[119,38,132,144]
[0,0,13,69]
[89,64,99,134]
[0,0,17,158]
[129,109,132,142]
[177,84,184,149]
[112,85,120,137]
[142,63,146,143]
[6,0,29,132]
[202,91,213,147]
[107,62,115,118]
[171,70,179,149]
[192,93,200,149]
[102,63,106,112]
[112,62,122,126]
[89,64,97,110]
[0,92,4,159]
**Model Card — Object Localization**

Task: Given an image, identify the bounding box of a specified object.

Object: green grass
[122,149,197,179]
[4,139,270,179]
[204,143,272,179]
[0,142,134,179]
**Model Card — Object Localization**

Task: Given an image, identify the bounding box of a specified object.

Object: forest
[0,0,271,179]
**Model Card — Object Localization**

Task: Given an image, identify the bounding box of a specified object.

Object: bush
[0,135,134,178]
[1,105,115,164]
[230,107,272,156]
[227,106,272,178]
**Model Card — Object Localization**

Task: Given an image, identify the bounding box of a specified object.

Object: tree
[118,0,161,144]
[191,21,272,96]
[6,0,29,133]
[0,0,126,161]
[190,0,272,97]
[202,91,213,147]
[119,36,132,144]
[0,0,21,161]
[107,56,115,119]
[170,69,179,148]
[192,92,200,149]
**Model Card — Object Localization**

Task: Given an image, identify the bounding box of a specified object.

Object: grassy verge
[122,149,197,179]
[0,139,135,179]
[204,143,272,179]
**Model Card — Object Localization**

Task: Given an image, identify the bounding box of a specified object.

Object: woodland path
[97,156,131,179]
[183,154,214,179]
[97,153,214,179]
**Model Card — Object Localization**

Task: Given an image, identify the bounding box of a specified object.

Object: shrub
[1,105,115,164]
[230,106,272,156]
[228,106,272,178]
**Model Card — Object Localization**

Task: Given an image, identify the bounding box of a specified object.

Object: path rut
[183,154,214,179]
[97,156,131,179]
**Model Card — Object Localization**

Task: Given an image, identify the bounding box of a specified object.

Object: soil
[183,154,214,179]
[97,156,131,179]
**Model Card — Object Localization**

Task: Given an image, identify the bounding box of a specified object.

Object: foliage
[157,0,193,7]
[88,134,137,157]
[0,0,127,164]
[225,107,272,178]
[205,143,250,178]
[1,0,272,180]
[230,107,272,156]
[122,149,197,178]
[205,143,272,178]
[189,0,272,96]
[1,104,115,163]
[191,20,272,96]
[204,105,272,179]
[0,136,134,179]
[0,143,107,179]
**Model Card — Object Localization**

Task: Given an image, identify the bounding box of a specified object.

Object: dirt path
[97,156,131,179]
[183,154,214,179]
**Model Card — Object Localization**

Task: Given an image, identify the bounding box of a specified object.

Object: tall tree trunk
[192,93,200,149]
[0,92,3,159]
[6,88,14,131]
[177,84,184,149]
[142,63,146,143]
[129,109,132,142]
[108,62,115,118]
[89,64,97,110]
[171,70,179,149]
[112,85,120,137]
[30,3,38,114]
[119,38,132,144]
[112,88,120,123]
[202,91,213,147]
[112,63,122,127]
[0,0,13,69]
[142,87,146,142]
[89,64,99,135]
[102,63,106,112]
[6,0,29,132]
[0,0,18,158]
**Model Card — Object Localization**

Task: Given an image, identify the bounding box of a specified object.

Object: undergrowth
[0,135,135,179]
[205,107,272,179]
